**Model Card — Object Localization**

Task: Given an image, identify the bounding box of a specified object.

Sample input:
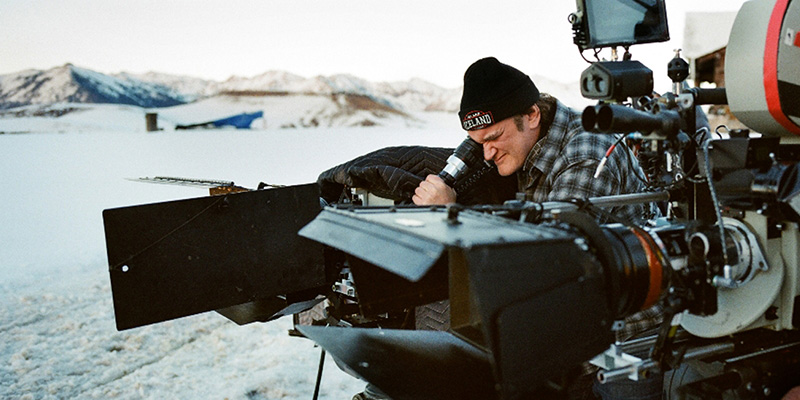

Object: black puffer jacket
[317,146,517,205]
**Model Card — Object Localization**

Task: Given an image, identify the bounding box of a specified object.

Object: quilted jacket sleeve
[317,146,517,205]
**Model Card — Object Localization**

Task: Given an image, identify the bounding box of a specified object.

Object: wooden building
[683,11,747,130]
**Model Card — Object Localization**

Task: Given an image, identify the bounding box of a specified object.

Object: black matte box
[103,183,326,330]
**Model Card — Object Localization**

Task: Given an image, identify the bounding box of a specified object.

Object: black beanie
[459,57,540,131]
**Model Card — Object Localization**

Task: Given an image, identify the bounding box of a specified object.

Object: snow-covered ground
[0,104,464,399]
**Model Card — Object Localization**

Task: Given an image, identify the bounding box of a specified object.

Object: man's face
[467,107,541,176]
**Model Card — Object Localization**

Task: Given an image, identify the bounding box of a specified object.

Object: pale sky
[0,0,747,89]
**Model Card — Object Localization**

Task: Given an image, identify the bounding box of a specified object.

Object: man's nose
[483,143,496,161]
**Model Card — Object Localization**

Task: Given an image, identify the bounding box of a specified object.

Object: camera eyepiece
[438,137,484,187]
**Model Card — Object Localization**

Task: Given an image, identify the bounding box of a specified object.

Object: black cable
[703,137,730,267]
[695,127,710,146]
[579,49,594,64]
[714,124,730,139]
[612,133,628,149]
[624,138,708,191]
[618,135,658,188]
[312,348,326,400]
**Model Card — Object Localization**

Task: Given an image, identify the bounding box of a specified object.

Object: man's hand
[412,174,457,205]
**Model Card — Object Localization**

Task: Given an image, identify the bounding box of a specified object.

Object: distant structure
[175,111,265,130]
[145,113,159,132]
[683,11,747,130]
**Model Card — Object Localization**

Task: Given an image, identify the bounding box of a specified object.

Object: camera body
[299,0,800,398]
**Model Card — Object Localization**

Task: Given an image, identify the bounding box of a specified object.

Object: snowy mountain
[135,69,463,113]
[113,71,215,100]
[204,70,588,112]
[0,64,586,130]
[0,64,461,116]
[0,64,190,110]
[98,67,589,113]
[157,93,424,131]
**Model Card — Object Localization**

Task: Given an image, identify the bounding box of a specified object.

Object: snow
[0,104,463,399]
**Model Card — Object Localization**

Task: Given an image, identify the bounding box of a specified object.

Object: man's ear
[527,105,541,129]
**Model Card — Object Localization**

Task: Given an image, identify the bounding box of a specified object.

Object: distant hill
[155,93,424,131]
[121,69,464,113]
[0,64,462,114]
[0,64,190,110]
[0,63,586,129]
[126,69,587,113]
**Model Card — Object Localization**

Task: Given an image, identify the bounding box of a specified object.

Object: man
[412,57,662,399]
[412,57,651,225]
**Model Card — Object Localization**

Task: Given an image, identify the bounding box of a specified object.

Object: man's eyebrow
[484,127,503,141]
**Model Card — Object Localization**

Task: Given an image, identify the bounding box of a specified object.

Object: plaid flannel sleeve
[544,131,650,224]
[544,132,622,202]
[546,158,613,202]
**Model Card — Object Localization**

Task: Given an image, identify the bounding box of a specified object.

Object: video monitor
[575,0,670,50]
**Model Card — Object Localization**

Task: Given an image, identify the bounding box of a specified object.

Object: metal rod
[682,341,736,360]
[589,191,670,207]
[543,191,670,212]
[598,341,735,384]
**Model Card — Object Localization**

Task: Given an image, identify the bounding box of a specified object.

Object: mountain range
[0,64,189,110]
[0,63,585,129]
[0,64,463,113]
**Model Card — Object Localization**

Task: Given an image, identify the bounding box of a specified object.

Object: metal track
[127,176,237,188]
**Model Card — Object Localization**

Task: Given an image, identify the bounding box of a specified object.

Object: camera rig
[102,0,800,399]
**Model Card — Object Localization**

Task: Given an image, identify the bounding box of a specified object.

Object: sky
[0,0,748,89]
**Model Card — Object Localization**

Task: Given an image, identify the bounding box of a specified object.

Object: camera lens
[602,224,670,318]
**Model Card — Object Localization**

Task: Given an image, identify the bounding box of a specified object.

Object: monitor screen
[580,0,670,49]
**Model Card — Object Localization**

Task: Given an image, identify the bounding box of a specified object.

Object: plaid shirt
[518,100,662,340]
[517,100,652,224]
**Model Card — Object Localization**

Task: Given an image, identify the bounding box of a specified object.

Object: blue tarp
[176,111,264,130]
[211,111,264,129]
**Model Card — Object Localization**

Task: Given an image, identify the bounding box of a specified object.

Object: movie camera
[102,0,800,398]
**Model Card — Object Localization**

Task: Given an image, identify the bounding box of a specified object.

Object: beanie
[459,57,540,131]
